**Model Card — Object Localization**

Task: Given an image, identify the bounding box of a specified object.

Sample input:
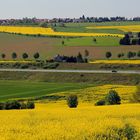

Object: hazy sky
[0,0,139,19]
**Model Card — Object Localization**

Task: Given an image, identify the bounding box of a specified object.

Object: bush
[22,53,28,59]
[137,51,140,57]
[26,101,35,109]
[34,52,40,59]
[106,52,112,59]
[105,90,121,105]
[20,64,29,69]
[43,62,59,69]
[11,52,17,59]
[95,124,138,140]
[0,103,5,110]
[67,95,78,108]
[5,100,21,110]
[20,102,27,109]
[95,99,106,106]
[122,124,137,140]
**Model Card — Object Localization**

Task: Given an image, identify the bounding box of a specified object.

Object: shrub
[20,102,27,109]
[118,53,124,58]
[67,95,78,108]
[1,53,6,59]
[95,124,138,140]
[33,52,40,60]
[22,53,28,59]
[106,52,112,59]
[0,102,5,110]
[95,99,106,106]
[127,51,136,59]
[105,90,121,105]
[5,100,21,110]
[122,124,137,140]
[26,101,35,109]
[77,52,84,63]
[20,64,29,69]
[43,62,59,69]
[11,52,17,59]
[137,51,140,57]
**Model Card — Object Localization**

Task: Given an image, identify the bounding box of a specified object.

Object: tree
[105,90,121,105]
[67,95,78,108]
[62,40,65,46]
[22,53,28,60]
[84,50,89,63]
[5,100,21,110]
[133,52,136,57]
[26,101,35,109]
[138,32,140,38]
[77,52,84,63]
[118,53,124,58]
[120,34,131,45]
[127,52,133,59]
[137,51,140,57]
[131,39,138,45]
[93,38,97,43]
[39,21,48,28]
[127,52,135,59]
[1,53,6,59]
[33,52,40,60]
[138,39,140,45]
[106,52,112,59]
[11,52,17,60]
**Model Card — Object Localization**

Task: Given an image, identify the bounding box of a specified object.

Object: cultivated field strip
[0,26,124,37]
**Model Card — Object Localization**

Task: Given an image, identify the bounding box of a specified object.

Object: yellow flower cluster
[87,25,140,32]
[0,26,124,37]
[89,60,140,64]
[58,85,136,103]
[0,103,140,140]
[0,60,35,64]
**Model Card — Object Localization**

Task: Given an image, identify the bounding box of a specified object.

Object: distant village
[0,16,140,26]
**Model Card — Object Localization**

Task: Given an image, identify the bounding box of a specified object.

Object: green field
[54,21,140,34]
[0,80,90,101]
[63,36,120,46]
[0,21,140,60]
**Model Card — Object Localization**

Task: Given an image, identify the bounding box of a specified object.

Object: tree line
[0,16,140,26]
[0,52,40,60]
[120,32,140,45]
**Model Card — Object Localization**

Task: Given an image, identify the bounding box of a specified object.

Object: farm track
[0,68,140,74]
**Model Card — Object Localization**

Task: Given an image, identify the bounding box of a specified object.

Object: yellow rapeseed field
[0,26,124,37]
[57,85,136,103]
[0,103,140,140]
[89,60,140,65]
[0,60,35,64]
[87,25,140,32]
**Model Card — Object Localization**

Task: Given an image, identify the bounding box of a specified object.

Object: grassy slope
[0,71,140,85]
[0,80,90,101]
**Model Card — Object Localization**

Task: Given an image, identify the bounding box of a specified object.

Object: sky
[0,0,139,19]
